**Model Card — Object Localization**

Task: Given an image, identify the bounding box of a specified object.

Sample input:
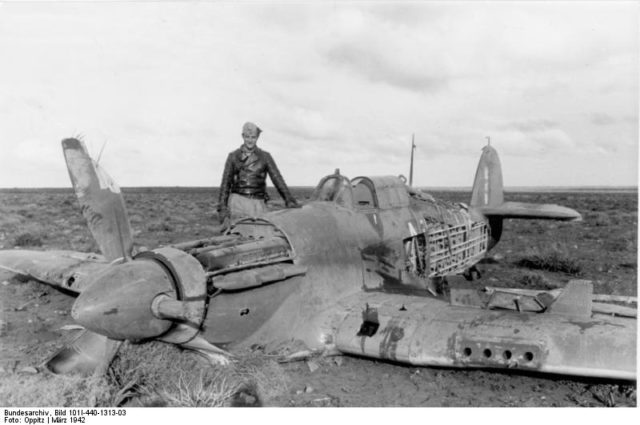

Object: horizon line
[0,185,637,191]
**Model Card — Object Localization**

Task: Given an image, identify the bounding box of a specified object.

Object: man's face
[242,133,259,150]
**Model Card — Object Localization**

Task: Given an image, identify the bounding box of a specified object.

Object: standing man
[218,122,299,226]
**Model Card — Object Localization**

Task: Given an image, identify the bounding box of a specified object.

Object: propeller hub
[72,259,176,340]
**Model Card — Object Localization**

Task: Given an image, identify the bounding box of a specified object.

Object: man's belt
[231,191,266,200]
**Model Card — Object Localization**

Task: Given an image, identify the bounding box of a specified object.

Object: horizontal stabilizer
[477,201,582,221]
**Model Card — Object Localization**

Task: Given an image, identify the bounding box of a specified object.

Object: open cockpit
[311,171,411,211]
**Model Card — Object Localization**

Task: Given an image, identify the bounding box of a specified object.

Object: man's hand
[218,207,230,224]
[221,216,231,232]
[285,199,302,208]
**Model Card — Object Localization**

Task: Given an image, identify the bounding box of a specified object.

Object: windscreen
[311,175,353,207]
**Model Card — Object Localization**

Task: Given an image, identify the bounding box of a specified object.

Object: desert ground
[0,186,636,407]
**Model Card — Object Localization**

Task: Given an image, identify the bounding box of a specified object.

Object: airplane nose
[72,259,176,340]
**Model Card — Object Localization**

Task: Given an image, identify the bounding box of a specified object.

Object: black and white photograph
[0,0,637,411]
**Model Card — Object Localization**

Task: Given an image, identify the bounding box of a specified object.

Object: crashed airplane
[0,138,635,381]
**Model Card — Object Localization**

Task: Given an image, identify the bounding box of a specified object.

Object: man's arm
[218,153,234,222]
[264,152,299,207]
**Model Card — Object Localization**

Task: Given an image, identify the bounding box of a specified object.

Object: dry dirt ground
[0,187,636,407]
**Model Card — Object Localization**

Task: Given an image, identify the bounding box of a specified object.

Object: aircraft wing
[332,282,635,380]
[0,249,108,294]
[477,201,582,221]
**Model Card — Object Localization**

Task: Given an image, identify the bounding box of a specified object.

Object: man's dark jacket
[218,146,295,213]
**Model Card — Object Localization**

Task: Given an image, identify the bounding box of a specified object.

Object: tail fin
[470,145,504,249]
[470,145,503,208]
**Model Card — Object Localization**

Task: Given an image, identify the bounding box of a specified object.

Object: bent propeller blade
[45,329,122,375]
[62,138,133,262]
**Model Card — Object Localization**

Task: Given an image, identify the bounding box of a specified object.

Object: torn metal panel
[487,291,547,313]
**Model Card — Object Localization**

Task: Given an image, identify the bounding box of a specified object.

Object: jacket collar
[238,145,262,163]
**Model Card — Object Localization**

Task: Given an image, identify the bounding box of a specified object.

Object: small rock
[15,302,33,311]
[311,396,340,407]
[19,366,38,374]
[59,324,84,331]
[521,397,544,407]
[333,356,344,366]
[304,385,314,394]
[295,390,304,395]
[1,280,9,286]
[306,359,320,373]
[230,391,258,407]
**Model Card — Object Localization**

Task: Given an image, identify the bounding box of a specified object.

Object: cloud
[500,119,560,133]
[319,6,451,93]
[324,44,448,93]
[364,3,446,28]
[589,113,617,126]
[485,118,577,156]
[273,107,339,142]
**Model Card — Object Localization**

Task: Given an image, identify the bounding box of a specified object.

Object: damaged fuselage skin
[0,139,635,381]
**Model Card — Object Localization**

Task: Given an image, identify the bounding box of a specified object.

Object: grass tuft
[155,371,239,407]
[13,232,43,247]
[516,245,581,275]
[104,341,288,407]
[146,221,174,232]
[516,272,557,290]
[0,372,115,407]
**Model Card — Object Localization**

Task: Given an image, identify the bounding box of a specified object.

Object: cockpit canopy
[311,172,410,210]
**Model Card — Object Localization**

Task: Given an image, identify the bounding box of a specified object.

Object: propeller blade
[62,138,133,262]
[0,249,107,294]
[45,329,122,375]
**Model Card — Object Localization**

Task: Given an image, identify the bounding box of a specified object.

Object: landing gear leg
[463,266,481,281]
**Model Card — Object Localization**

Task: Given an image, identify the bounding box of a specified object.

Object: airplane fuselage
[201,187,492,350]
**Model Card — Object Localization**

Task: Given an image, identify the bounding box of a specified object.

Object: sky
[0,0,637,188]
